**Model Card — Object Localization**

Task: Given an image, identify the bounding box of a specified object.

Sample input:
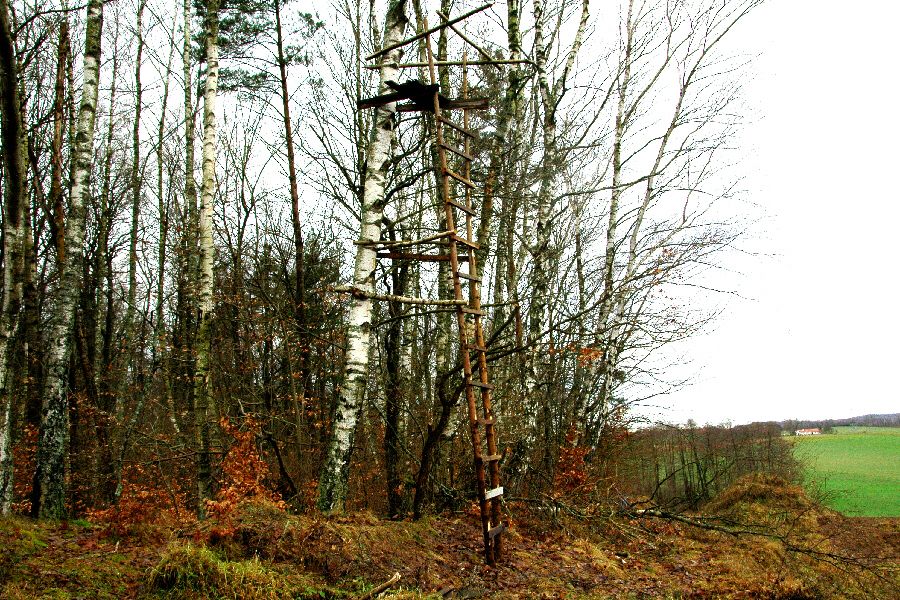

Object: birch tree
[32,0,105,519]
[586,0,761,445]
[317,0,409,514]
[0,0,26,514]
[193,0,222,517]
[509,0,590,483]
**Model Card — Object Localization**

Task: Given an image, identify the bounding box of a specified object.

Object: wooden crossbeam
[397,97,489,112]
[445,169,477,189]
[456,271,482,282]
[450,233,480,250]
[468,381,494,390]
[365,59,533,69]
[366,3,494,61]
[376,251,470,262]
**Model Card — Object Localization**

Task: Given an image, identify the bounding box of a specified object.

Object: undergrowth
[148,541,340,599]
[1,475,897,599]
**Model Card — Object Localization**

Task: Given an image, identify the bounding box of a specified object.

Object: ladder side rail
[423,21,494,565]
[461,50,504,564]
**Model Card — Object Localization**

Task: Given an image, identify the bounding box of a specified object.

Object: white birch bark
[317,0,409,513]
[595,0,635,424]
[32,0,104,518]
[193,0,220,517]
[591,0,760,438]
[487,0,525,410]
[519,0,590,463]
[0,0,26,514]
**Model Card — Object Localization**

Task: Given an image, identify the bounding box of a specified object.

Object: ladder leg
[424,25,501,565]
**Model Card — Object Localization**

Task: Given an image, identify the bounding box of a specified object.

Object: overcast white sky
[653,1,900,425]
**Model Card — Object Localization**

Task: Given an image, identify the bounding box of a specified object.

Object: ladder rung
[481,454,502,462]
[460,307,485,316]
[488,523,506,538]
[444,169,477,189]
[439,142,474,161]
[450,233,480,250]
[465,343,487,353]
[478,417,495,426]
[456,271,481,282]
[468,380,494,390]
[377,252,452,262]
[484,487,503,500]
[437,115,477,138]
[447,198,477,217]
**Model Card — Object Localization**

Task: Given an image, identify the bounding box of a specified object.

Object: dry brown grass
[1,477,897,599]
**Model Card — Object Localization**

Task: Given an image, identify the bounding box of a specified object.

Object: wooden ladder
[358,12,505,566]
[423,39,505,565]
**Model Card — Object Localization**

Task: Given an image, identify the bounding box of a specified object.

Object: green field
[792,426,900,517]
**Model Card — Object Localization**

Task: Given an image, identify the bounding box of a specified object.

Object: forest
[0,0,900,598]
[1,0,897,597]
[0,0,764,517]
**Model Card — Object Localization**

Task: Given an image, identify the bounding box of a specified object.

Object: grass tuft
[148,541,340,599]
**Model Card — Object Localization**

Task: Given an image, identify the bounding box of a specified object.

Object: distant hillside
[781,413,900,431]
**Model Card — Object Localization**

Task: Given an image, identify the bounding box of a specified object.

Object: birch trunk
[595,0,634,431]
[93,17,119,506]
[32,0,104,519]
[0,0,26,514]
[170,0,197,438]
[193,0,220,517]
[514,0,589,481]
[317,0,409,514]
[525,0,554,426]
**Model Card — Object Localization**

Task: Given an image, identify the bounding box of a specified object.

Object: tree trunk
[383,224,408,518]
[171,0,199,440]
[412,378,461,520]
[123,0,145,378]
[274,0,307,401]
[193,0,221,518]
[595,0,635,434]
[317,0,409,514]
[0,0,26,514]
[32,0,104,519]
[91,18,120,508]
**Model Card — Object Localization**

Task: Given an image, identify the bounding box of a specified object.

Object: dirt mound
[706,474,816,516]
